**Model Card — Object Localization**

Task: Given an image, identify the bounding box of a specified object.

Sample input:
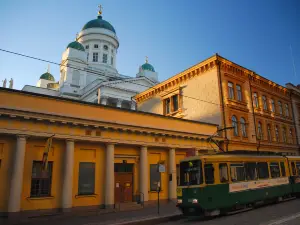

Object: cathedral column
[116,99,122,108]
[61,139,74,211]
[100,96,108,105]
[8,135,27,213]
[105,143,115,208]
[139,146,148,202]
[168,148,177,201]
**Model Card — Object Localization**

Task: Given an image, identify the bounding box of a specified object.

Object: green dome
[67,41,85,51]
[141,63,155,72]
[40,72,55,81]
[82,15,116,34]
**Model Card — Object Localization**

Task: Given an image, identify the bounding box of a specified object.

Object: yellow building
[0,88,221,217]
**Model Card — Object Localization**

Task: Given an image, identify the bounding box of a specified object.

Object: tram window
[219,163,228,183]
[230,163,245,182]
[291,162,297,175]
[270,162,280,178]
[257,162,269,179]
[245,162,257,180]
[204,164,214,184]
[280,162,286,177]
[179,160,203,186]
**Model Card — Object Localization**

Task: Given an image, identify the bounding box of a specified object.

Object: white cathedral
[22,7,159,110]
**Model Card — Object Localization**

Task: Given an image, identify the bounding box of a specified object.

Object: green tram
[176,154,300,217]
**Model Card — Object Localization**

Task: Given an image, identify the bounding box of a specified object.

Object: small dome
[40,72,55,81]
[82,15,116,34]
[141,63,155,72]
[67,41,85,51]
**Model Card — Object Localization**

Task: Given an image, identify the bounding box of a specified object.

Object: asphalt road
[158,199,300,225]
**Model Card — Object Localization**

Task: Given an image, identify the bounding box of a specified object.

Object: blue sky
[0,0,299,90]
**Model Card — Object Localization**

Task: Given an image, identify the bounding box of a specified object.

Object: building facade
[22,7,159,110]
[135,54,299,155]
[0,88,220,217]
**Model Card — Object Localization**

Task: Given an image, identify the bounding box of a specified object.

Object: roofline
[0,87,219,127]
[135,53,289,100]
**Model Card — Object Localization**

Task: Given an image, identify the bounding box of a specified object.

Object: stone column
[131,102,136,110]
[100,96,108,105]
[168,148,177,200]
[116,99,122,108]
[105,144,114,208]
[8,135,27,213]
[61,139,74,211]
[140,146,148,202]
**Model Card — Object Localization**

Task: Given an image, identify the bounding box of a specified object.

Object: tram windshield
[179,160,203,186]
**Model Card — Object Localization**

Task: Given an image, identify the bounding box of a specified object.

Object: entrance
[114,163,133,203]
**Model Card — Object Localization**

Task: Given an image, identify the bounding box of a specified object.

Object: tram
[176,154,300,217]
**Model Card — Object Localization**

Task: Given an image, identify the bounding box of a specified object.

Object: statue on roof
[9,78,13,89]
[2,78,6,88]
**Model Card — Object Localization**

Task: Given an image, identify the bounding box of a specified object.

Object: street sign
[158,164,165,173]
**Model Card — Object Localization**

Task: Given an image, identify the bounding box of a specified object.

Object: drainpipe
[216,54,228,152]
[248,73,259,154]
[290,92,299,151]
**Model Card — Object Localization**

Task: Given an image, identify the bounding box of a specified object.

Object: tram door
[114,163,133,203]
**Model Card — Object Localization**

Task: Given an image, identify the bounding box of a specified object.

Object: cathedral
[22,6,159,110]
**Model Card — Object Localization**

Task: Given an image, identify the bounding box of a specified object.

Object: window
[240,117,247,137]
[114,163,133,172]
[257,162,269,179]
[282,127,287,143]
[93,52,98,62]
[85,45,89,49]
[285,104,289,117]
[245,162,257,180]
[275,126,279,142]
[267,124,272,142]
[278,101,283,115]
[179,160,202,186]
[253,92,259,108]
[271,99,275,112]
[291,162,297,175]
[30,161,53,197]
[165,98,170,114]
[94,44,98,48]
[230,163,245,182]
[111,56,113,65]
[289,129,293,144]
[204,164,214,184]
[262,96,268,110]
[219,163,228,183]
[280,162,286,177]
[78,162,95,195]
[257,122,263,140]
[172,95,179,111]
[270,162,280,178]
[228,82,234,99]
[150,164,161,191]
[236,85,242,101]
[102,54,108,63]
[232,116,238,136]
[103,45,108,50]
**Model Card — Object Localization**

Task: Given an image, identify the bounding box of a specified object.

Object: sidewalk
[0,202,182,225]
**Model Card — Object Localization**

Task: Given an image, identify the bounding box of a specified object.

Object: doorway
[114,163,133,203]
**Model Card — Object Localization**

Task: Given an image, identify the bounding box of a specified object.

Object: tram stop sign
[158,164,165,172]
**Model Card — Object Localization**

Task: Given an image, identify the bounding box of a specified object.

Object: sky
[0,0,299,90]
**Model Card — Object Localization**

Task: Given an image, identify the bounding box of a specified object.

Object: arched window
[267,124,272,142]
[240,117,247,137]
[271,99,275,112]
[232,116,238,136]
[72,70,80,86]
[282,127,287,143]
[253,92,259,108]
[275,126,279,142]
[278,101,283,115]
[257,122,263,140]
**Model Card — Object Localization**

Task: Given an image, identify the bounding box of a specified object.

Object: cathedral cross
[98,5,103,15]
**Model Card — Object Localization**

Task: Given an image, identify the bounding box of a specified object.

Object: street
[159,199,300,225]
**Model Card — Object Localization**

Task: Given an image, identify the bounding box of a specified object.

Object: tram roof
[180,154,300,162]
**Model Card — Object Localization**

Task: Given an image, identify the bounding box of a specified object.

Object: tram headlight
[177,199,182,204]
[192,199,198,204]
